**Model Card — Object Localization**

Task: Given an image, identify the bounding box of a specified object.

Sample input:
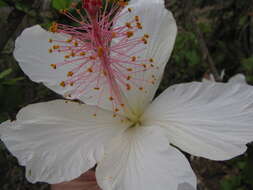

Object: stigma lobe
[83,0,102,17]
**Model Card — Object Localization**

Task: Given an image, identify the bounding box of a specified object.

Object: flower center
[129,119,142,129]
[48,0,157,116]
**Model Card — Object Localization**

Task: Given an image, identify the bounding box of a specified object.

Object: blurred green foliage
[0,68,24,122]
[0,0,252,189]
[220,147,253,190]
[0,0,7,7]
[242,57,253,82]
[52,0,72,10]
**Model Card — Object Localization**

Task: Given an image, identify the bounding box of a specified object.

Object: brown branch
[190,15,222,82]
[0,9,25,52]
[180,0,222,82]
[0,0,36,53]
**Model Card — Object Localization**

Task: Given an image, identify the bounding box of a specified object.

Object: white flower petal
[96,126,196,190]
[112,2,177,114]
[0,100,128,184]
[14,26,125,115]
[14,25,77,97]
[143,82,253,160]
[228,74,246,84]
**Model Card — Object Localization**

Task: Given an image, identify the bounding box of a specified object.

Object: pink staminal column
[48,0,157,116]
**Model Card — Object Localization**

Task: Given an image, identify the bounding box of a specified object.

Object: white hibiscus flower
[13,0,176,117]
[1,0,253,190]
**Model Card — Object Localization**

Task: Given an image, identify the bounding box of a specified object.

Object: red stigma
[83,0,102,16]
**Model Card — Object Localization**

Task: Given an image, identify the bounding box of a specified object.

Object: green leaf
[242,57,253,73]
[0,0,8,7]
[0,68,12,80]
[220,176,242,190]
[14,2,36,16]
[2,77,25,85]
[185,51,200,66]
[237,160,247,170]
[242,57,253,64]
[52,0,72,10]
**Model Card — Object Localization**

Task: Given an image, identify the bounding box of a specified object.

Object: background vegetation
[0,0,252,189]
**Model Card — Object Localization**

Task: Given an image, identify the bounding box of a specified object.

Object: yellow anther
[93,114,97,117]
[112,32,117,38]
[142,64,147,68]
[125,22,132,29]
[135,16,140,22]
[50,64,57,69]
[49,22,58,33]
[126,31,134,38]
[89,56,96,60]
[131,56,137,62]
[48,48,53,53]
[64,55,70,59]
[144,34,150,38]
[79,52,86,56]
[53,45,60,49]
[74,41,78,47]
[139,87,144,91]
[113,114,117,118]
[87,67,93,72]
[127,68,133,72]
[94,87,100,90]
[60,81,66,87]
[76,9,81,14]
[128,8,132,12]
[149,58,154,63]
[127,76,131,80]
[70,51,76,57]
[109,96,114,101]
[97,47,104,57]
[115,108,119,112]
[70,82,74,86]
[120,104,125,107]
[66,39,72,43]
[48,38,53,43]
[71,2,78,8]
[102,70,108,76]
[126,83,131,90]
[59,9,67,14]
[141,38,148,44]
[118,0,128,7]
[67,71,74,77]
[136,22,142,29]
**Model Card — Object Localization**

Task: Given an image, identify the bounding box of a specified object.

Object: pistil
[48,0,158,116]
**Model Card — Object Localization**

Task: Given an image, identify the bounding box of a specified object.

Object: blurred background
[0,0,252,189]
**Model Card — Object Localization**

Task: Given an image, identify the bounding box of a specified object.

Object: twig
[0,0,36,53]
[190,15,222,82]
[0,9,25,52]
[180,0,222,82]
